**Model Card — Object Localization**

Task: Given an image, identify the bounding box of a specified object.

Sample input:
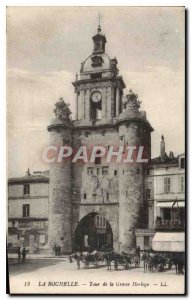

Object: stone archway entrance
[73,212,113,251]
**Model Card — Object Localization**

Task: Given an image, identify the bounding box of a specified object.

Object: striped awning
[156,201,185,208]
[152,232,185,252]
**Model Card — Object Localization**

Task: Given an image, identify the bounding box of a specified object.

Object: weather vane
[97,12,102,27]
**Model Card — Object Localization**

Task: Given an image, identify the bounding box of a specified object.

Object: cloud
[121,66,185,157]
[7,68,75,177]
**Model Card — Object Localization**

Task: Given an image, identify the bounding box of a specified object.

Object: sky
[7,6,185,178]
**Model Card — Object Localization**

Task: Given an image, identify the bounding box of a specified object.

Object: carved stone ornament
[91,55,103,67]
[53,98,71,119]
[123,89,142,110]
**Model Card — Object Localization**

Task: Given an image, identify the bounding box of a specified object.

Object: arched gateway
[47,24,153,254]
[73,212,113,251]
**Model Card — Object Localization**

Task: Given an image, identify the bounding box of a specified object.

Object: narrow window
[180,177,184,192]
[102,166,109,175]
[87,167,94,175]
[164,177,171,193]
[84,193,87,200]
[95,150,101,165]
[145,169,150,175]
[114,170,117,176]
[23,204,30,217]
[106,193,109,201]
[85,132,89,138]
[146,189,151,200]
[180,158,185,169]
[23,184,30,195]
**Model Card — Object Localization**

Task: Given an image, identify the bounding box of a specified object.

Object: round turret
[118,90,152,252]
[48,98,73,254]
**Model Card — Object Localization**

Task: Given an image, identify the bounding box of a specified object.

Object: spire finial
[97,12,102,33]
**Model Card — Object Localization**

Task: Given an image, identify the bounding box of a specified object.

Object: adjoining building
[136,136,185,251]
[7,170,49,254]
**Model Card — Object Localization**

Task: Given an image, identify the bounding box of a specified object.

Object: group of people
[17,247,27,263]
[141,251,184,274]
[53,244,61,256]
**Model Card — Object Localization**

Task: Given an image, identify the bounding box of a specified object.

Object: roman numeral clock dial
[91,91,102,103]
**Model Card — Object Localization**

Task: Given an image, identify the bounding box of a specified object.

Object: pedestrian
[57,245,61,256]
[22,247,27,263]
[142,251,148,272]
[76,252,81,269]
[17,247,21,263]
[135,246,141,264]
[53,244,56,256]
[55,245,59,256]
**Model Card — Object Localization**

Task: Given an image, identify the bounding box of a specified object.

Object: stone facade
[8,171,49,253]
[47,25,154,254]
[135,140,185,250]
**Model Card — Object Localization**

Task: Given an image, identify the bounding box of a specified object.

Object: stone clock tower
[72,24,126,125]
[48,24,154,254]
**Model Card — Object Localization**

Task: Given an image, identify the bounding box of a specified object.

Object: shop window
[171,208,180,222]
[163,208,171,220]
[23,204,30,217]
[144,236,149,249]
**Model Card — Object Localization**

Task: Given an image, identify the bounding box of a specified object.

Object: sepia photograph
[7,6,185,294]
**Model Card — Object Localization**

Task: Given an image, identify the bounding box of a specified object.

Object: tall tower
[47,23,154,254]
[72,25,126,124]
[118,90,153,251]
[47,98,73,253]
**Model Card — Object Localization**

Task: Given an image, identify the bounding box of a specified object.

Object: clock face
[91,91,102,103]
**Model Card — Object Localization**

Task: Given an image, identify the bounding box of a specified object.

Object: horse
[104,252,131,270]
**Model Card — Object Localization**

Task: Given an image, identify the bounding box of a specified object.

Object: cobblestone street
[8,258,185,294]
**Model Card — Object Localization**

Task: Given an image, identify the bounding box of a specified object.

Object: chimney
[160,135,165,161]
[26,168,31,176]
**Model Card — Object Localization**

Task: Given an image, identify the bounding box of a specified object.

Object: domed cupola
[72,24,126,123]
